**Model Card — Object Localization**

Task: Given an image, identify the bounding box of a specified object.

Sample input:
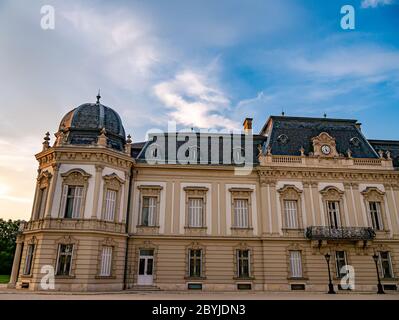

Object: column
[7,239,23,288]
[44,164,59,218]
[91,164,104,219]
[121,170,131,224]
[259,179,270,235]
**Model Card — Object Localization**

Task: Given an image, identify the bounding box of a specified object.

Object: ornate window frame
[286,243,308,281]
[278,185,304,232]
[96,237,117,278]
[101,173,125,222]
[137,185,163,232]
[32,171,52,220]
[320,186,345,228]
[361,187,389,233]
[185,242,206,280]
[373,244,397,281]
[233,242,254,280]
[229,188,253,235]
[21,236,38,278]
[59,168,91,219]
[54,235,79,278]
[184,186,208,234]
[332,248,351,282]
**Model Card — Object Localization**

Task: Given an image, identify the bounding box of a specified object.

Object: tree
[0,219,21,274]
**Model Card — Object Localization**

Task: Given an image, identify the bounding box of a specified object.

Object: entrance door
[137,249,154,285]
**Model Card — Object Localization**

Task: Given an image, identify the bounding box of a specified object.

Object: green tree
[0,219,20,274]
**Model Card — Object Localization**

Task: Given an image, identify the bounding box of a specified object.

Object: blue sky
[0,0,398,219]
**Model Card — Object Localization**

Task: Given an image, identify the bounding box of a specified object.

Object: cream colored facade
[8,110,399,293]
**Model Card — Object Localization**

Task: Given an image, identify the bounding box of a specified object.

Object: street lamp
[324,253,336,294]
[372,253,385,294]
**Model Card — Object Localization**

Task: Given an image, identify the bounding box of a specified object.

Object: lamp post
[324,253,336,294]
[372,253,385,294]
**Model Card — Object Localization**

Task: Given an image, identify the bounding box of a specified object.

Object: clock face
[321,145,331,155]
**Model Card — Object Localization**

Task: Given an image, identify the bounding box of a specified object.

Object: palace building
[8,95,399,292]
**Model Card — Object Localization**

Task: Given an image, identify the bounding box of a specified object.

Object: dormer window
[277,134,289,144]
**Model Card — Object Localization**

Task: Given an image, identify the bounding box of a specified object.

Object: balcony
[305,226,376,241]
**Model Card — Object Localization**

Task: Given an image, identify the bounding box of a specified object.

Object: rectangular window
[379,251,394,279]
[234,199,249,228]
[104,189,117,221]
[289,250,303,278]
[284,200,298,229]
[64,186,83,219]
[335,251,347,278]
[189,249,202,277]
[141,196,157,226]
[237,250,250,278]
[23,244,35,275]
[37,187,47,219]
[100,246,113,276]
[56,244,73,276]
[188,198,204,227]
[327,201,340,228]
[369,202,383,231]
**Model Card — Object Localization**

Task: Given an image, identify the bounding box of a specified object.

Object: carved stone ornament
[311,132,339,158]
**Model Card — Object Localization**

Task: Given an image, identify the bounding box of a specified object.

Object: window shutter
[60,185,69,218]
[72,186,84,218]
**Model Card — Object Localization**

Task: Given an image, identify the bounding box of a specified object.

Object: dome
[58,96,126,151]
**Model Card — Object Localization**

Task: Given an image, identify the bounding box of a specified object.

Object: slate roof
[369,140,399,168]
[135,133,266,165]
[59,102,126,151]
[260,116,379,159]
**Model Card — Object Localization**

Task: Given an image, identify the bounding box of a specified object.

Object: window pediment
[278,185,302,200]
[320,186,344,200]
[103,173,124,190]
[37,171,52,188]
[361,187,385,201]
[61,168,91,185]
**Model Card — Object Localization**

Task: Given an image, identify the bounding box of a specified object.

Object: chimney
[243,118,253,134]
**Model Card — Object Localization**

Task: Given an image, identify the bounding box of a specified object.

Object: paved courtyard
[0,287,398,300]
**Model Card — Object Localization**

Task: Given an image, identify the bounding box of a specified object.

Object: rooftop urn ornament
[347,149,352,158]
[257,144,263,157]
[386,150,391,160]
[378,150,384,158]
[266,145,272,156]
[97,127,107,147]
[299,146,305,157]
[42,132,50,151]
[125,134,132,154]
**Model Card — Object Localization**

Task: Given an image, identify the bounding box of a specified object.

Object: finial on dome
[96,89,101,104]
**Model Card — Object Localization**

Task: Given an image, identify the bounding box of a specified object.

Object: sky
[0,0,398,220]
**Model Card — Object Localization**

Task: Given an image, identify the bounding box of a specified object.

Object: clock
[321,145,331,155]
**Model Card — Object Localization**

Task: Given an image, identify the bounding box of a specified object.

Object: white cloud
[153,70,239,130]
[290,46,399,78]
[361,0,394,8]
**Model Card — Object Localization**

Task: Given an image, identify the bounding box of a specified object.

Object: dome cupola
[56,92,126,151]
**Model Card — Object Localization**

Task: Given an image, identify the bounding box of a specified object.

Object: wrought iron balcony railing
[305,226,376,241]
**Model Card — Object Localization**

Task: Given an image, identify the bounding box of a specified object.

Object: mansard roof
[260,116,379,159]
[134,133,267,165]
[369,139,399,168]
